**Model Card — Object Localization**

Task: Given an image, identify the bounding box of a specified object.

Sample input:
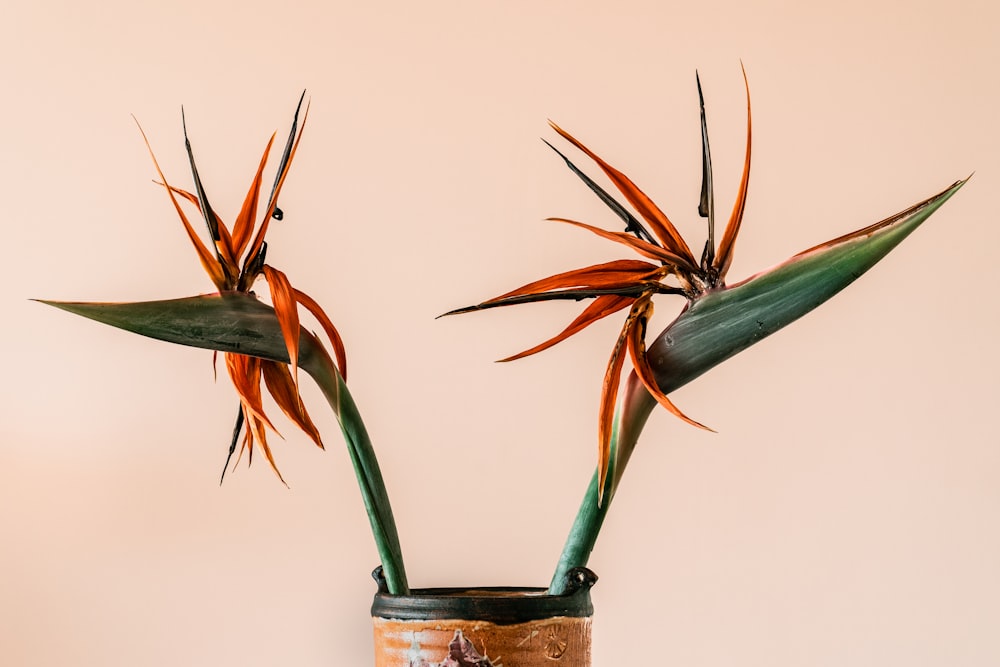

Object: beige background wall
[3,1,998,665]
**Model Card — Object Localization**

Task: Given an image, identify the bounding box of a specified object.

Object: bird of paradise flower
[136,93,346,484]
[445,70,753,499]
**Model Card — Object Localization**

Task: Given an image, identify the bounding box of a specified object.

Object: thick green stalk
[549,373,653,594]
[302,346,409,594]
[548,413,620,595]
[40,294,410,594]
[549,471,608,595]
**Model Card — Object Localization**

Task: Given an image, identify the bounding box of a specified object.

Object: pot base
[373,617,591,666]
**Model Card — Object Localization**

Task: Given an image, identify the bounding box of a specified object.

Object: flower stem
[549,418,626,595]
[547,453,615,594]
[303,341,409,595]
[550,377,656,595]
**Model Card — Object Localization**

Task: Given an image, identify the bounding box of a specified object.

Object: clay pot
[370,567,598,667]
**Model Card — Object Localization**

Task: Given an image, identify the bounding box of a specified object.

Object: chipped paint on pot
[371,567,597,667]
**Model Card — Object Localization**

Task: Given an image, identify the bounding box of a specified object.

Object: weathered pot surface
[371,567,598,667]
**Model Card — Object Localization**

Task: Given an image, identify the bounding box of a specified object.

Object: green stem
[303,344,409,595]
[549,417,629,595]
[548,451,615,594]
[549,377,655,595]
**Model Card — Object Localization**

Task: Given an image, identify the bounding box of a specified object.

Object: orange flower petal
[597,301,636,503]
[500,294,635,362]
[489,260,663,302]
[232,133,276,259]
[181,112,239,277]
[548,218,698,272]
[224,353,279,435]
[626,298,712,432]
[713,65,752,281]
[244,101,310,270]
[549,121,696,265]
[232,416,251,468]
[543,138,658,245]
[293,288,348,380]
[261,265,301,390]
[134,118,228,290]
[261,360,324,449]
[156,182,239,277]
[245,410,287,486]
[226,355,287,484]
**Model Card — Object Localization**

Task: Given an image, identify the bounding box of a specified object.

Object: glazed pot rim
[370,566,598,624]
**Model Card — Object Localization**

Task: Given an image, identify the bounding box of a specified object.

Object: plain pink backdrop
[3,1,998,665]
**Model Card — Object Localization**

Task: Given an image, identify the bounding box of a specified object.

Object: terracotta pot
[371,567,598,667]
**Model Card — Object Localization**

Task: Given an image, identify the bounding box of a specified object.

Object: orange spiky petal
[244,102,310,268]
[245,410,287,486]
[547,218,698,271]
[225,354,287,484]
[627,298,712,432]
[135,119,228,290]
[713,65,752,281]
[549,121,696,265]
[597,301,638,503]
[156,182,239,276]
[224,353,279,435]
[262,265,301,391]
[501,294,635,362]
[293,288,348,380]
[489,260,663,302]
[232,417,252,468]
[261,360,323,449]
[232,133,276,258]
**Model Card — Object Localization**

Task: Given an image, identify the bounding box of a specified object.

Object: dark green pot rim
[370,567,597,625]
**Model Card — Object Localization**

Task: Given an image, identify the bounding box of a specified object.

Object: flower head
[136,94,346,483]
[445,70,752,498]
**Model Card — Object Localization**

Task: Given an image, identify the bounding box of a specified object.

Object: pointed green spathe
[42,293,305,365]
